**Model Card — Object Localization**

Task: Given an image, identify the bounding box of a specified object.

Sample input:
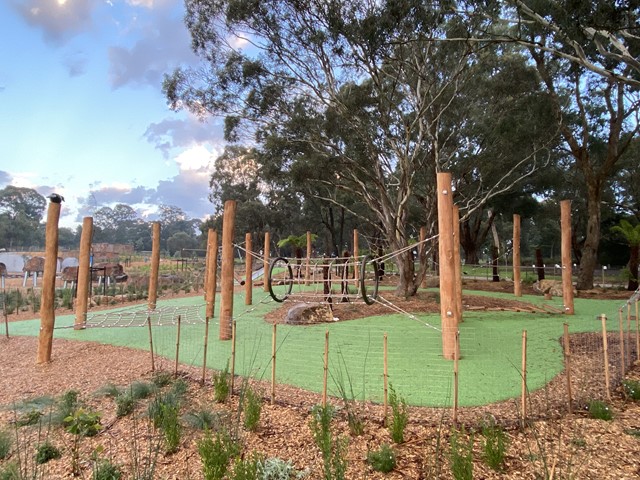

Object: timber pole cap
[47,193,65,203]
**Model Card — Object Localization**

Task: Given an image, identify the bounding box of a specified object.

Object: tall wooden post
[453,206,463,323]
[513,214,522,297]
[560,201,574,314]
[263,232,271,293]
[305,231,312,284]
[601,314,611,401]
[75,217,93,329]
[36,198,62,364]
[219,200,237,340]
[437,172,458,360]
[420,226,428,288]
[245,232,253,305]
[205,229,218,319]
[148,222,161,311]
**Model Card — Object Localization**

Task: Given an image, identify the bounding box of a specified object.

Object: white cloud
[174,144,214,172]
[13,0,95,45]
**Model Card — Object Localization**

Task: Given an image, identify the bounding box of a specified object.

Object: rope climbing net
[81,303,206,328]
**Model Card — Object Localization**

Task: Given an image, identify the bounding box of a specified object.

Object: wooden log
[148,222,161,311]
[205,229,218,319]
[437,172,457,359]
[305,231,312,285]
[245,233,253,306]
[513,214,522,297]
[560,200,574,314]
[36,200,61,364]
[75,217,93,329]
[219,200,237,340]
[353,229,359,284]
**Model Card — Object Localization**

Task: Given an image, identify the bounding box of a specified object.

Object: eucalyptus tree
[0,186,46,249]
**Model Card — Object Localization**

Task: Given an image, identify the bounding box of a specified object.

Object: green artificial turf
[5,288,631,407]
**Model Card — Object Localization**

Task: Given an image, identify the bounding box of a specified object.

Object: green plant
[129,414,161,480]
[65,408,102,476]
[622,379,640,400]
[35,441,61,464]
[309,404,348,480]
[198,429,241,480]
[0,462,19,480]
[183,409,220,431]
[331,352,365,436]
[160,402,181,454]
[212,363,231,403]
[115,393,136,418]
[93,459,121,480]
[16,409,43,427]
[95,384,121,398]
[129,381,155,400]
[587,400,613,421]
[449,427,473,480]
[388,385,408,444]
[0,430,11,459]
[231,452,262,480]
[367,443,396,473]
[243,386,262,432]
[260,457,301,479]
[56,390,81,425]
[151,370,173,388]
[481,422,508,471]
[148,390,181,428]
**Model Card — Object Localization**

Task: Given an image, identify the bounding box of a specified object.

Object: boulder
[285,303,333,325]
[533,279,577,297]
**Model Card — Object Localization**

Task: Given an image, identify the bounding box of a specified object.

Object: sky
[0,0,228,229]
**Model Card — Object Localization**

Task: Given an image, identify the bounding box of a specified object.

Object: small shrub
[15,409,43,427]
[622,380,640,401]
[35,441,62,464]
[115,394,136,418]
[93,459,122,480]
[243,386,262,432]
[0,430,11,459]
[0,461,19,480]
[481,423,508,471]
[231,452,262,480]
[95,384,121,398]
[309,404,348,480]
[388,385,408,444]
[212,363,231,403]
[148,392,180,428]
[367,443,396,473]
[65,408,102,437]
[449,427,473,480]
[171,378,188,397]
[160,402,181,454]
[57,390,81,425]
[183,409,220,431]
[260,457,300,479]
[129,381,155,400]
[151,371,173,388]
[587,400,613,421]
[198,429,241,480]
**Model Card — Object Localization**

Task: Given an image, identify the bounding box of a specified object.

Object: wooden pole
[305,231,312,285]
[420,226,427,288]
[619,309,625,377]
[3,295,8,338]
[322,330,329,408]
[601,314,611,401]
[271,322,277,405]
[75,217,93,329]
[205,229,218,319]
[231,320,237,394]
[148,222,161,311]
[627,303,632,363]
[353,229,359,284]
[437,172,458,359]
[563,323,573,414]
[201,317,209,385]
[36,199,61,364]
[245,233,253,306]
[521,330,528,425]
[453,330,459,425]
[453,205,463,323]
[219,200,237,340]
[174,315,181,378]
[560,200,574,315]
[513,214,522,297]
[383,333,388,424]
[147,316,155,372]
[263,232,271,293]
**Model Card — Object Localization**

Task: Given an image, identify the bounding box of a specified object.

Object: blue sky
[0,0,227,228]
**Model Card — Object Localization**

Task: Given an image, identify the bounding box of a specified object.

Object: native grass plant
[367,443,396,473]
[91,445,122,480]
[197,428,242,480]
[449,427,473,480]
[481,420,509,471]
[55,390,81,426]
[622,379,640,401]
[151,370,173,388]
[6,405,56,480]
[183,409,222,431]
[212,362,232,403]
[330,352,365,436]
[129,412,162,480]
[0,430,10,460]
[34,441,61,465]
[587,400,613,421]
[388,384,408,444]
[309,404,348,480]
[242,385,262,432]
[160,402,181,454]
[230,452,262,480]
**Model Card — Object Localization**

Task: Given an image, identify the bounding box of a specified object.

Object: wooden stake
[513,214,522,297]
[601,314,611,401]
[205,229,218,319]
[3,291,9,338]
[353,229,359,284]
[75,217,93,329]
[201,317,209,385]
[619,309,625,377]
[420,226,427,288]
[36,199,61,364]
[627,303,632,363]
[636,300,639,363]
[383,333,388,424]
[521,330,528,425]
[231,320,237,394]
[322,330,329,408]
[147,315,155,372]
[263,232,271,293]
[271,322,277,405]
[245,233,253,306]
[560,200,574,315]
[219,200,237,340]
[563,323,573,414]
[453,205,462,323]
[453,330,459,425]
[305,231,312,285]
[148,222,161,311]
[174,315,181,378]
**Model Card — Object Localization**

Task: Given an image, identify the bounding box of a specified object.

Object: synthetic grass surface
[6,289,630,407]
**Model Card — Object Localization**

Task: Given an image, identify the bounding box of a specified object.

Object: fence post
[619,309,625,377]
[513,214,522,297]
[231,320,237,394]
[453,330,460,425]
[174,315,181,378]
[245,233,253,306]
[521,330,528,426]
[147,316,155,372]
[563,323,573,414]
[323,330,329,408]
[201,317,209,385]
[271,322,277,405]
[600,314,611,401]
[383,333,388,425]
[263,232,271,293]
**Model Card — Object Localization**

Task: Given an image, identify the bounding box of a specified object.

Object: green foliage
[115,394,136,418]
[481,422,508,471]
[309,404,348,480]
[388,385,408,444]
[95,384,121,398]
[0,430,11,459]
[183,409,220,431]
[587,400,613,421]
[259,458,301,479]
[93,460,122,480]
[129,381,155,400]
[65,408,102,437]
[366,444,396,473]
[212,363,231,403]
[56,390,81,425]
[15,409,43,427]
[243,386,262,432]
[160,402,181,454]
[148,385,183,429]
[0,461,19,480]
[35,441,61,464]
[231,452,262,480]
[198,429,241,480]
[622,380,640,401]
[449,427,473,480]
[151,370,173,388]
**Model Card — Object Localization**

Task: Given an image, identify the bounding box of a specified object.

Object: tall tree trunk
[535,248,545,281]
[628,244,639,291]
[576,185,601,290]
[492,246,500,282]
[394,251,418,298]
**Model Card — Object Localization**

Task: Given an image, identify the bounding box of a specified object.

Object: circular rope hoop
[268,257,294,302]
[359,255,380,305]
